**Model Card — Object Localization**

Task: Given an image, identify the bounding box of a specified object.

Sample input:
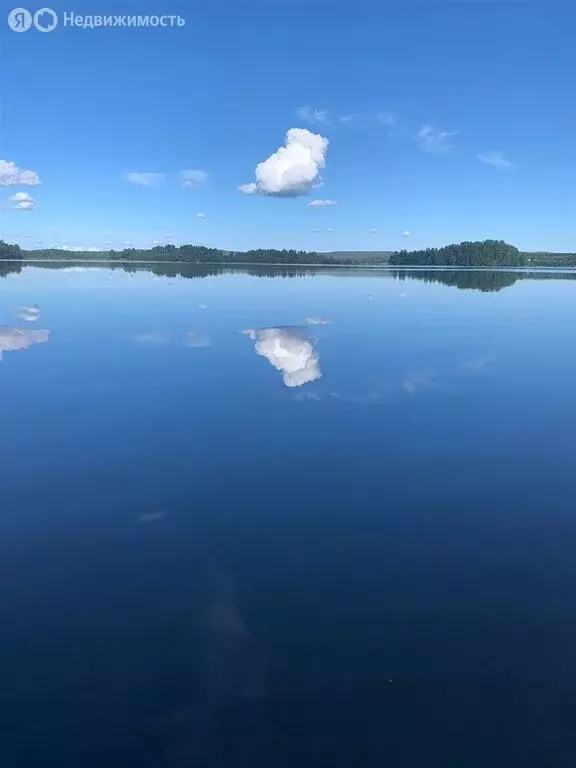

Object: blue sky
[1,0,575,253]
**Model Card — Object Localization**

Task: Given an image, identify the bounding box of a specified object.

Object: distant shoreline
[2,259,576,273]
[2,239,575,269]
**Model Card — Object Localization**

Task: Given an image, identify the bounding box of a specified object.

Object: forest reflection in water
[3,259,576,292]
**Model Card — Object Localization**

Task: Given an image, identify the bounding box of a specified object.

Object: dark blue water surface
[2,263,576,767]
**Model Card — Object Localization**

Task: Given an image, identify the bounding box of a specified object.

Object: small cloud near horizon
[9,192,35,210]
[308,199,337,207]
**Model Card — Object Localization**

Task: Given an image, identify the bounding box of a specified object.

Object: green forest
[1,238,576,268]
[388,240,525,267]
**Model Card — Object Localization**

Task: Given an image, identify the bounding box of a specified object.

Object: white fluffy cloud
[0,160,40,186]
[124,172,166,186]
[477,151,514,171]
[181,169,208,188]
[416,125,458,155]
[239,128,329,197]
[9,192,35,210]
[243,327,321,388]
[308,199,337,207]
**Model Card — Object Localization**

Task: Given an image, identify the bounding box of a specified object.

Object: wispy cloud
[185,331,211,348]
[308,199,337,207]
[416,124,458,155]
[239,128,329,197]
[339,112,372,125]
[402,369,436,393]
[296,106,332,127]
[0,160,41,186]
[138,510,168,524]
[180,169,208,188]
[477,151,515,171]
[124,172,166,186]
[376,112,395,127]
[196,212,207,218]
[462,356,493,373]
[135,332,170,344]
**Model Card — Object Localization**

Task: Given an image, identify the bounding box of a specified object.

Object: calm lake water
[2,263,576,767]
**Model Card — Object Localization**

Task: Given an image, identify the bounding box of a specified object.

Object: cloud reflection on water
[305,316,331,325]
[184,332,211,348]
[134,332,210,348]
[402,369,436,393]
[243,326,321,388]
[0,328,50,362]
[19,305,41,322]
[135,332,171,345]
[462,356,493,373]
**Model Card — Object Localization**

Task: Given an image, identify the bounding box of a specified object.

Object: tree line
[2,238,576,268]
[389,240,525,267]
